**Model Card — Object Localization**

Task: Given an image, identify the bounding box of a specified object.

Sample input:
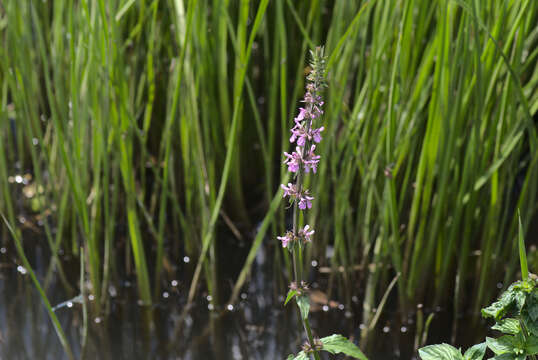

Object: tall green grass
[1,0,537,350]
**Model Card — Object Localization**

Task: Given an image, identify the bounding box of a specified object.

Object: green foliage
[492,319,521,335]
[285,290,299,306]
[286,335,368,360]
[320,334,369,360]
[418,343,486,360]
[296,295,310,321]
[420,219,538,360]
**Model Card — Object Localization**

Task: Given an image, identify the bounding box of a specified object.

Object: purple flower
[295,108,307,121]
[298,193,314,210]
[283,148,303,173]
[311,126,324,143]
[303,145,321,173]
[277,231,295,248]
[281,183,298,198]
[298,225,314,243]
[290,119,325,146]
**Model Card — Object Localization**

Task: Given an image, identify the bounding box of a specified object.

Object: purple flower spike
[277,46,326,253]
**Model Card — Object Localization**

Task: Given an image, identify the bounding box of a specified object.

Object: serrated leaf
[527,293,538,321]
[486,336,518,355]
[492,319,521,335]
[525,318,538,336]
[285,290,298,306]
[418,344,463,360]
[464,342,486,360]
[514,291,526,312]
[525,336,538,355]
[490,354,517,360]
[287,351,308,360]
[482,290,518,320]
[296,295,310,320]
[320,334,368,360]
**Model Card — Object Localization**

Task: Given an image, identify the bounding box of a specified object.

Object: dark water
[0,236,489,360]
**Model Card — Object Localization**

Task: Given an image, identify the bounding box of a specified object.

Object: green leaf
[518,211,529,282]
[296,295,310,320]
[463,342,486,360]
[287,352,308,360]
[285,290,298,306]
[490,354,517,360]
[486,336,518,355]
[492,319,521,335]
[525,336,538,355]
[482,294,513,320]
[526,293,538,321]
[525,318,538,336]
[482,289,519,320]
[320,334,369,360]
[419,344,463,360]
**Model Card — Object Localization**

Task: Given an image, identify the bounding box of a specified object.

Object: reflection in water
[0,239,484,359]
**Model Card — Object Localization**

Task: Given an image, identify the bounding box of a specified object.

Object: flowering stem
[290,60,322,360]
[279,47,326,360]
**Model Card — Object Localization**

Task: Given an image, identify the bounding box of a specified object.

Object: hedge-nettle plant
[281,47,367,360]
[419,215,538,360]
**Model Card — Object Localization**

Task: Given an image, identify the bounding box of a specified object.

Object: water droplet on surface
[383,326,390,333]
[311,260,318,267]
[0,247,6,254]
[171,280,178,287]
[19,216,26,224]
[206,295,212,302]
[88,294,95,301]
[94,317,102,324]
[338,303,344,310]
[183,256,190,263]
[162,291,169,299]
[67,302,73,308]
[208,304,214,311]
[240,293,247,300]
[497,282,503,289]
[322,305,329,312]
[227,304,234,311]
[15,175,23,184]
[17,265,28,275]
[32,138,39,145]
[359,323,366,330]
[400,326,408,333]
[345,311,353,318]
